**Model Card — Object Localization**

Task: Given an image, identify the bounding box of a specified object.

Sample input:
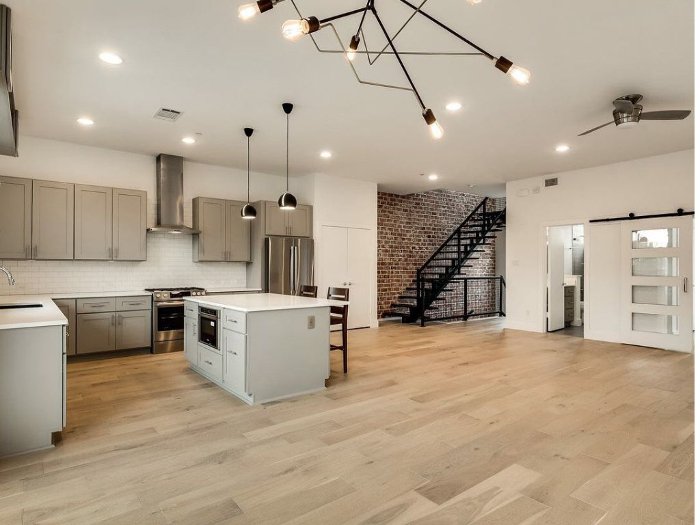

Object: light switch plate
[307,315,315,329]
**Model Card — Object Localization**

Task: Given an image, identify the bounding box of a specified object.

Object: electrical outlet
[307,315,315,329]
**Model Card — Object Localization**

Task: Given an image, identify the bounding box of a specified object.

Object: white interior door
[347,228,372,329]
[547,227,566,331]
[620,216,693,352]
[320,225,349,300]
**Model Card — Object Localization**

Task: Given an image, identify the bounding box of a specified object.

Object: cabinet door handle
[204,360,213,366]
[683,277,689,293]
[108,247,112,259]
[33,245,37,258]
[114,248,119,259]
[25,245,30,259]
[111,315,115,326]
[118,315,123,326]
[228,350,238,356]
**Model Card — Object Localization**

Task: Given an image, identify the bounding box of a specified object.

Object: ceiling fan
[578,94,691,136]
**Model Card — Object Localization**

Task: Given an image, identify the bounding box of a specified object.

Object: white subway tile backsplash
[0,233,246,296]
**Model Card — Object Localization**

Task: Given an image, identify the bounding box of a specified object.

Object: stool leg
[342,321,348,373]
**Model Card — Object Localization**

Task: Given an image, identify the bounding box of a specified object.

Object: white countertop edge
[0,295,68,330]
[49,291,152,299]
[184,293,347,313]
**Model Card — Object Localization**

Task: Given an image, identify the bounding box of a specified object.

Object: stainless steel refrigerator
[265,237,314,295]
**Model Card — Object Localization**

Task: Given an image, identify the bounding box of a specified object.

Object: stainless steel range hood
[147,154,200,234]
[0,5,18,157]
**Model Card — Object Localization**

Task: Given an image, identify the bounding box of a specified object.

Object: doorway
[546,224,585,336]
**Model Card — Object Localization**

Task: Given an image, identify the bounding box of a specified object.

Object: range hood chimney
[0,5,18,157]
[147,154,199,234]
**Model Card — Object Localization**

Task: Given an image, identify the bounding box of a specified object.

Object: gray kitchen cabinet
[193,197,251,262]
[289,205,312,237]
[76,312,115,354]
[0,176,32,259]
[75,185,113,260]
[223,329,246,396]
[226,200,251,262]
[115,310,151,350]
[53,299,76,355]
[263,201,312,237]
[265,201,288,236]
[32,180,74,260]
[113,188,147,261]
[193,197,227,262]
[184,315,198,365]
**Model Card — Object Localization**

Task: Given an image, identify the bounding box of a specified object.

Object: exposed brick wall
[378,190,503,318]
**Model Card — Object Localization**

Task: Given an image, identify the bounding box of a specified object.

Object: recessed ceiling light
[320,150,332,159]
[555,144,571,153]
[428,173,439,181]
[76,117,94,126]
[99,52,123,65]
[445,101,463,112]
[182,136,196,144]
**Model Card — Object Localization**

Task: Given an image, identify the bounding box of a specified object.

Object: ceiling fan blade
[578,121,615,136]
[640,110,691,121]
[613,99,635,114]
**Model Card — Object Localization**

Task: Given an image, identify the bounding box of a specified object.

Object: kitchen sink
[0,303,43,310]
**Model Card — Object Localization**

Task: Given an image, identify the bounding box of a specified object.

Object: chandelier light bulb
[347,35,360,62]
[466,0,482,5]
[508,65,531,85]
[281,17,319,41]
[238,3,260,20]
[422,108,444,140]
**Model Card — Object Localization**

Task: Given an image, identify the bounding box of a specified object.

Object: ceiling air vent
[544,177,559,188]
[153,107,182,122]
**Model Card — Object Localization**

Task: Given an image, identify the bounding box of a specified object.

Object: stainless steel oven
[198,307,220,350]
[146,287,206,353]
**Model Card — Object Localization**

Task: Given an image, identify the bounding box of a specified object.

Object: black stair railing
[413,197,506,325]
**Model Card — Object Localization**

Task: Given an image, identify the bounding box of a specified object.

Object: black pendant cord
[371,5,426,110]
[247,135,251,203]
[286,113,290,192]
[395,0,495,60]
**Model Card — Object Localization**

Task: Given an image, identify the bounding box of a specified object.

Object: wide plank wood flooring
[0,319,694,524]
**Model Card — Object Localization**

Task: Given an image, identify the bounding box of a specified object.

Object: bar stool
[327,287,349,373]
[299,285,318,298]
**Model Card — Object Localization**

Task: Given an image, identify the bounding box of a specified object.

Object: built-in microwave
[198,307,220,350]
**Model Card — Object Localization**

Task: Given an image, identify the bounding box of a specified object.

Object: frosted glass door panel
[631,257,679,277]
[632,228,679,249]
[632,285,678,306]
[632,313,679,335]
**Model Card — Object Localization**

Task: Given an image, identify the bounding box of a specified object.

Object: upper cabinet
[113,188,147,261]
[263,201,312,237]
[193,197,251,262]
[75,185,113,260]
[32,180,74,260]
[75,185,147,261]
[0,177,147,261]
[0,176,32,259]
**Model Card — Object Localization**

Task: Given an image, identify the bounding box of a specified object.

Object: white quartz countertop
[49,291,151,299]
[204,287,263,294]
[185,293,346,313]
[0,295,68,330]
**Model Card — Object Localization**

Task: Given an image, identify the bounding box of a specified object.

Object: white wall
[505,149,694,342]
[0,136,299,295]
[310,173,379,328]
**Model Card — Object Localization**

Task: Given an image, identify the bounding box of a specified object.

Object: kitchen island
[184,293,340,404]
[0,295,67,457]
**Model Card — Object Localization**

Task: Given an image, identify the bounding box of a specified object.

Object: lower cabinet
[223,330,246,395]
[73,295,152,355]
[184,315,198,365]
[53,299,76,355]
[198,345,223,381]
[115,311,151,350]
[77,312,115,354]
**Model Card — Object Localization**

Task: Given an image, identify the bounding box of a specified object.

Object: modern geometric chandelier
[238,0,531,139]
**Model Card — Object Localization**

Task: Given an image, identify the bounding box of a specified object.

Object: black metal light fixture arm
[318,7,370,25]
[370,5,426,110]
[395,0,495,60]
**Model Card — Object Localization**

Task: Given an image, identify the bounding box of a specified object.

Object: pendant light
[278,102,297,210]
[241,127,257,220]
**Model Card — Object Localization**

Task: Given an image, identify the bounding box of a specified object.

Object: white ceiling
[7,0,694,195]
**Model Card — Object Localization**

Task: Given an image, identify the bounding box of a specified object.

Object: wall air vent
[153,107,182,121]
[544,177,559,187]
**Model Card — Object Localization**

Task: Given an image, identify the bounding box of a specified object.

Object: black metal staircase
[387,197,506,325]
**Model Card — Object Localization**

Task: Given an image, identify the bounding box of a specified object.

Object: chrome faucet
[0,266,15,286]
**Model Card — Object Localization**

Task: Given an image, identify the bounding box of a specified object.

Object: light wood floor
[0,320,693,524]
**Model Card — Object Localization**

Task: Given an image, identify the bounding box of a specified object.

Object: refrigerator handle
[295,243,301,296]
[289,244,295,295]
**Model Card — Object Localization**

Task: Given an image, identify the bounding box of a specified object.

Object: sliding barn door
[620,216,693,352]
